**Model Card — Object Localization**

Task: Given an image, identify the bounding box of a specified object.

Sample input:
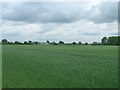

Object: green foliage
[92,42,98,45]
[101,36,120,45]
[85,42,88,45]
[2,39,8,45]
[79,41,82,45]
[72,42,76,45]
[107,36,119,45]
[2,45,118,88]
[101,37,108,45]
[59,41,64,44]
[52,42,57,45]
[24,41,28,44]
[15,41,21,45]
[46,40,50,44]
[1,36,120,46]
[28,41,33,45]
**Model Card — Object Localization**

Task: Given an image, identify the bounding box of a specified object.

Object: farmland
[2,45,118,88]
[0,45,2,89]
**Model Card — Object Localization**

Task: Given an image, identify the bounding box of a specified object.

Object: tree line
[0,39,87,45]
[101,36,120,45]
[0,36,120,45]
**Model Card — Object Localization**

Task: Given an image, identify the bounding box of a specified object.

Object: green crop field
[2,45,118,88]
[0,45,2,89]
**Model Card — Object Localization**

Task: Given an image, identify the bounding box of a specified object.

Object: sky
[1,0,118,43]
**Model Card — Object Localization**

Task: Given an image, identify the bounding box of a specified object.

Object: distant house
[33,42,49,45]
[39,42,49,45]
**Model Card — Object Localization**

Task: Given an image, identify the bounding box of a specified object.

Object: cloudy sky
[1,0,118,43]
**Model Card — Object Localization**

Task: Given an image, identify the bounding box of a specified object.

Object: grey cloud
[109,33,118,35]
[2,2,118,24]
[88,2,118,23]
[2,21,117,43]
[118,2,120,23]
[83,32,100,36]
[2,2,84,23]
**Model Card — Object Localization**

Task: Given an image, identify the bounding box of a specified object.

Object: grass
[0,45,2,89]
[2,45,118,88]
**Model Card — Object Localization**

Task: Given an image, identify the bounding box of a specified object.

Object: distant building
[39,42,49,45]
[33,42,49,45]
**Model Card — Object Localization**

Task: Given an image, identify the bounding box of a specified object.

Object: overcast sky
[1,1,118,43]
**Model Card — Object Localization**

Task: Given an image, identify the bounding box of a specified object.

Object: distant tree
[107,36,119,45]
[28,41,32,45]
[101,37,108,45]
[79,41,82,45]
[34,41,39,45]
[8,42,11,44]
[46,40,50,44]
[53,42,57,45]
[2,39,8,45]
[4,41,14,45]
[92,42,98,45]
[72,42,76,45]
[118,36,120,45]
[85,42,88,45]
[24,41,28,45]
[10,42,14,45]
[59,41,64,44]
[15,41,21,44]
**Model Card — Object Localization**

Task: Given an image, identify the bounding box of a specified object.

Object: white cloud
[1,2,118,43]
[2,2,117,24]
[2,20,117,43]
[1,0,118,2]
